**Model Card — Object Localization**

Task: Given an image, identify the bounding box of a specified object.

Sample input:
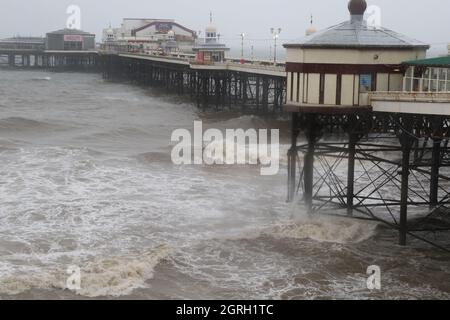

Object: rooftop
[0,37,45,43]
[284,0,429,50]
[46,29,95,36]
[403,56,450,67]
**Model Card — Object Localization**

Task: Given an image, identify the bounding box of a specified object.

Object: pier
[285,0,450,252]
[0,49,98,70]
[0,31,98,70]
[1,1,449,252]
[100,53,286,111]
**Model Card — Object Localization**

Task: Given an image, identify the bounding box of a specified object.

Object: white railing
[403,76,450,93]
[225,61,285,73]
[370,91,450,103]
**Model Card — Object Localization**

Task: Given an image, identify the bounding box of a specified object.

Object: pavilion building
[193,15,229,64]
[283,0,429,112]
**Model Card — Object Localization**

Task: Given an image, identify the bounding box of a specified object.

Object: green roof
[403,56,450,67]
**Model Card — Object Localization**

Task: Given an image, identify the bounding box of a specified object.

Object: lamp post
[240,33,245,64]
[270,27,282,65]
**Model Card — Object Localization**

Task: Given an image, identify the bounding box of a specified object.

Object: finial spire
[310,14,313,26]
[348,0,367,16]
[210,11,213,24]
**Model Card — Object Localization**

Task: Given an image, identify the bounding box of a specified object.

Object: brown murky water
[0,70,449,300]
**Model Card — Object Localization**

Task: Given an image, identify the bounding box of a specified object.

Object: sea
[0,69,449,299]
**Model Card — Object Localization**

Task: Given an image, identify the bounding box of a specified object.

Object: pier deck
[100,52,287,112]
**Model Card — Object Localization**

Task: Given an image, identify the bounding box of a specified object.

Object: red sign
[64,35,83,42]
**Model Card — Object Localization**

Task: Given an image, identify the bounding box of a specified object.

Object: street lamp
[240,33,245,63]
[270,27,282,65]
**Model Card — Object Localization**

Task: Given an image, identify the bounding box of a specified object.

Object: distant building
[448,43,450,55]
[102,18,197,54]
[193,15,229,63]
[0,37,45,51]
[46,29,96,51]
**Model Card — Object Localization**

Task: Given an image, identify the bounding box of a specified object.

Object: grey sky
[1,0,448,57]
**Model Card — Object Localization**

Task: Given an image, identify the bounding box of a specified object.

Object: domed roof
[284,0,429,50]
[206,23,217,33]
[305,15,317,36]
[285,20,429,50]
[348,0,367,15]
[206,12,217,33]
[306,25,317,36]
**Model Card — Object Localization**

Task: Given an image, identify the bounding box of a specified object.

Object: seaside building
[102,19,197,54]
[283,0,429,110]
[0,37,45,51]
[46,29,96,51]
[193,14,229,63]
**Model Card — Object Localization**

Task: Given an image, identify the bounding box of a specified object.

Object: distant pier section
[100,17,286,111]
[100,52,286,111]
[0,29,98,70]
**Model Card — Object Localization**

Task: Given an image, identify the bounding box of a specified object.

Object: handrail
[370,91,450,103]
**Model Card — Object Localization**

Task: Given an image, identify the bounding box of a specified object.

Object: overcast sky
[1,0,448,57]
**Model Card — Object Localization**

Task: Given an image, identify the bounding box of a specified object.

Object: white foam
[76,245,171,297]
[200,138,288,167]
[268,215,379,244]
[0,245,171,297]
[31,77,51,81]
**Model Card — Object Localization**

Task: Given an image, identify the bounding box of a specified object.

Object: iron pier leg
[399,124,415,246]
[304,114,318,212]
[347,134,357,216]
[430,139,442,208]
[288,113,299,202]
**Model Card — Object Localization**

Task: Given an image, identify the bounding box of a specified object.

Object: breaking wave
[0,245,171,297]
[0,117,61,132]
[267,215,379,244]
[30,76,51,81]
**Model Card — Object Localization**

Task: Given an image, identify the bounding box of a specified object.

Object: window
[336,74,342,105]
[319,74,325,104]
[359,74,372,93]
[64,41,82,50]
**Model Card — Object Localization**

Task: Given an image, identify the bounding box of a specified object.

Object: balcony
[369,92,450,115]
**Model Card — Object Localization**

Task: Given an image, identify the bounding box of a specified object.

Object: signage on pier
[64,35,83,42]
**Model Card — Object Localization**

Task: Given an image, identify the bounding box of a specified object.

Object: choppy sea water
[0,70,449,300]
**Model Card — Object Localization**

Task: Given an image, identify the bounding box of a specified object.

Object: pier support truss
[288,111,450,251]
[101,55,286,112]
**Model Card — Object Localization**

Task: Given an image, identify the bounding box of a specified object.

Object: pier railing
[370,91,450,103]
[369,91,450,115]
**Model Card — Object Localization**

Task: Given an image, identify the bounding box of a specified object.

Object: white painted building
[193,15,229,63]
[102,18,197,54]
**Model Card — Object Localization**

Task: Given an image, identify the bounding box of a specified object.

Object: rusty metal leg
[288,113,299,202]
[430,139,442,207]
